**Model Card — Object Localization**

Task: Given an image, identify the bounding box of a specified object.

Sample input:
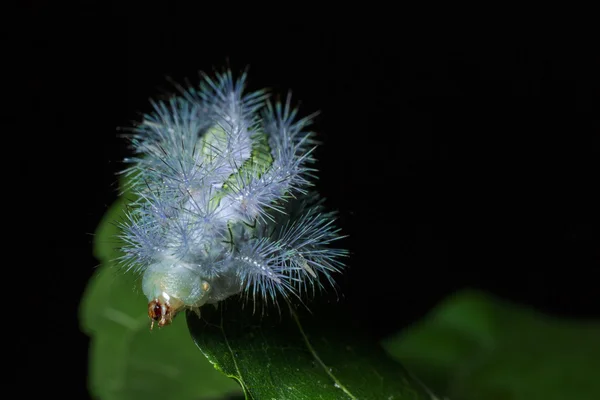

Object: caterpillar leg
[192,306,202,319]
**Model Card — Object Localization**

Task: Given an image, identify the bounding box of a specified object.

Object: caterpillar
[116,69,348,329]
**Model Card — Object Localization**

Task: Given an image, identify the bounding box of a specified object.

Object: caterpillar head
[142,260,212,329]
[148,294,183,329]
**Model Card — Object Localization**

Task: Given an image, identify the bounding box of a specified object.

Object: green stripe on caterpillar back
[205,125,274,215]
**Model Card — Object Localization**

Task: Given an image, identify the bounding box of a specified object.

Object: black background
[19,10,598,398]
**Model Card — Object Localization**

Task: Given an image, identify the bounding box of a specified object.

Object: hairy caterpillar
[117,69,347,329]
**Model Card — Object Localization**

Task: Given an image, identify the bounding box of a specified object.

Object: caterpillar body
[117,70,347,328]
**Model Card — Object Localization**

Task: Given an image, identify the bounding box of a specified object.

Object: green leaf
[81,175,436,399]
[186,299,437,400]
[79,194,242,400]
[382,289,600,400]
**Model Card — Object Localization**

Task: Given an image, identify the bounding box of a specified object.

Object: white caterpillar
[117,69,347,328]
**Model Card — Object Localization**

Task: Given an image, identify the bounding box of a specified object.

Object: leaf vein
[291,308,357,400]
[219,307,253,399]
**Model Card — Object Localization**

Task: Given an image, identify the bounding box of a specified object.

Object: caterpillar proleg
[117,69,347,328]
